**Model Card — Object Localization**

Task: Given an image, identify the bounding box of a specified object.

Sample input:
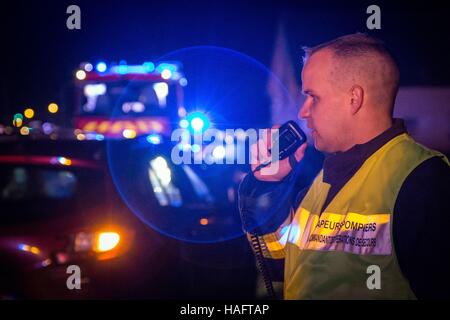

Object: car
[0,133,256,299]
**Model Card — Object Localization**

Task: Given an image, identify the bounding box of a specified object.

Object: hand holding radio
[251,121,307,182]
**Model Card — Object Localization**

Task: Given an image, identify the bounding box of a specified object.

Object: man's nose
[298,100,310,120]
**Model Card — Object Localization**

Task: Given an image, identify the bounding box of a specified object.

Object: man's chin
[314,139,332,153]
[313,133,336,153]
[313,138,323,151]
[315,144,326,152]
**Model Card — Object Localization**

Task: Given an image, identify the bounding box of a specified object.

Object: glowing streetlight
[76,70,86,80]
[24,108,35,119]
[48,103,59,114]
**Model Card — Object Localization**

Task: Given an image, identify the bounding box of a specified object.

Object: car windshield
[79,80,178,117]
[0,165,105,224]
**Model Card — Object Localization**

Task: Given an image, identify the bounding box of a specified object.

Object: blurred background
[0,0,448,299]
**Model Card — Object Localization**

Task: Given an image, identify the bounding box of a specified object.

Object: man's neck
[341,117,393,152]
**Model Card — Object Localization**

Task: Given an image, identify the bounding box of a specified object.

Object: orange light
[151,121,163,132]
[20,127,30,135]
[30,246,40,255]
[13,118,23,127]
[82,121,97,132]
[48,103,59,114]
[199,218,209,226]
[24,108,35,119]
[97,121,110,133]
[94,232,121,252]
[19,243,41,255]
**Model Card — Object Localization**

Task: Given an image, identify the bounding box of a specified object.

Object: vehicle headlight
[74,231,121,253]
[94,232,120,252]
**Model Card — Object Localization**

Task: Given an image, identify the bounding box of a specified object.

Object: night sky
[1,0,449,125]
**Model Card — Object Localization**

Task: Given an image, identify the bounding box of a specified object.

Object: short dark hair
[302,33,391,61]
[302,33,400,111]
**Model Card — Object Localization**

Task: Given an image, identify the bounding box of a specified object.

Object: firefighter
[239,33,450,299]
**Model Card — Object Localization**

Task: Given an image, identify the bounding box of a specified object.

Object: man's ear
[349,85,364,114]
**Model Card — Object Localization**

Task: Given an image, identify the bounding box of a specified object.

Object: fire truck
[70,60,249,215]
[72,61,188,139]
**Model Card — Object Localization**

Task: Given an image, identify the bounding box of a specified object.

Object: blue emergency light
[96,62,107,73]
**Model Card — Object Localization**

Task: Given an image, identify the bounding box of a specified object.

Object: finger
[294,143,307,162]
[261,128,271,151]
[257,137,271,164]
[265,125,281,150]
[250,142,259,169]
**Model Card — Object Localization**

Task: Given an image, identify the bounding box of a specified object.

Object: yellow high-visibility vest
[258,133,449,299]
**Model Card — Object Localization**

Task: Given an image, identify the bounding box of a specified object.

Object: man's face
[299,49,350,153]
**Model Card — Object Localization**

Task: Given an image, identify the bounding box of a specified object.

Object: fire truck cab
[73,61,187,139]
